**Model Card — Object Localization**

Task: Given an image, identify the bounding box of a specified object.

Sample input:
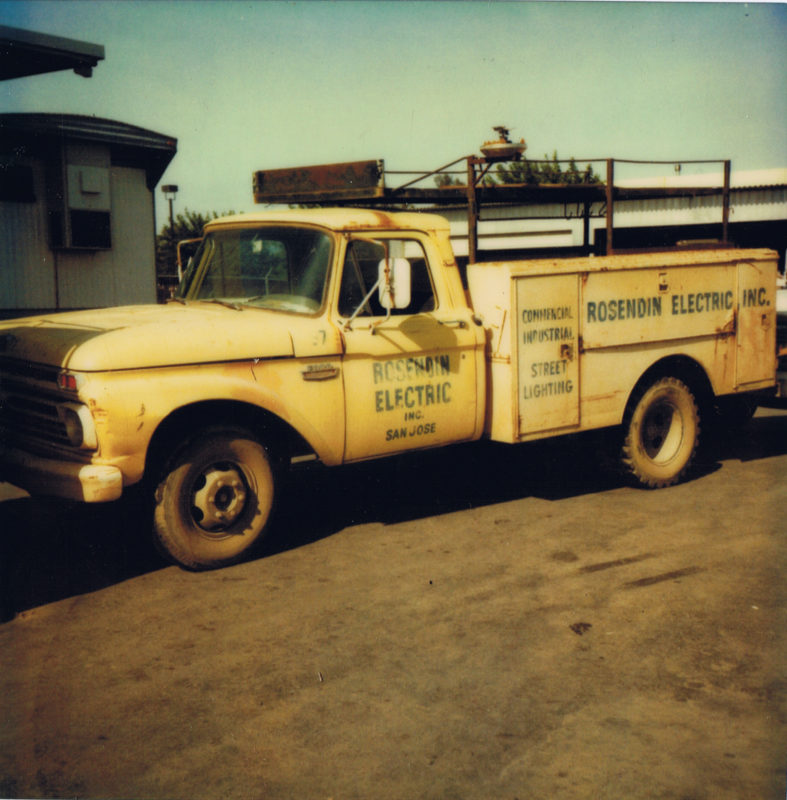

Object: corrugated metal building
[439,168,787,269]
[0,113,176,317]
[251,156,787,273]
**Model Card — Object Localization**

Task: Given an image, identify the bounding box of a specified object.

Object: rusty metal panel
[736,257,778,385]
[253,160,384,204]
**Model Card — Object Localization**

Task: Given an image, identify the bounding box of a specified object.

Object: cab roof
[204,207,451,235]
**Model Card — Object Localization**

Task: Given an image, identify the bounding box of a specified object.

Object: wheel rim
[189,461,249,532]
[641,399,684,464]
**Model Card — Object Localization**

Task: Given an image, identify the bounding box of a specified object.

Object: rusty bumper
[0,447,123,503]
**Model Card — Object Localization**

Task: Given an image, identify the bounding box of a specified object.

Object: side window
[338,238,436,318]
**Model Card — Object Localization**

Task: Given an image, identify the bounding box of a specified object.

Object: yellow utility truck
[0,209,779,568]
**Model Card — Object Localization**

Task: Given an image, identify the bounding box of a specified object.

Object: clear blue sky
[2,1,786,229]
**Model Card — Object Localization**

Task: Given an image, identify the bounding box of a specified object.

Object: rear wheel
[153,428,276,569]
[622,376,700,488]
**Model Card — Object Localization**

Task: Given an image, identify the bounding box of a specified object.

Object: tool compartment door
[736,258,777,386]
[516,274,580,435]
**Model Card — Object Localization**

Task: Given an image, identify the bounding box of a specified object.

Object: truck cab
[0,210,485,568]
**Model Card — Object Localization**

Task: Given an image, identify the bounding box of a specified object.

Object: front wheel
[622,376,700,488]
[153,428,276,569]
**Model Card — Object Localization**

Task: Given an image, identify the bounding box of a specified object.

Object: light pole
[161,184,179,299]
[161,184,178,231]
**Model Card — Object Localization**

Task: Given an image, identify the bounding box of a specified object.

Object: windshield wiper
[202,298,244,311]
[166,296,187,305]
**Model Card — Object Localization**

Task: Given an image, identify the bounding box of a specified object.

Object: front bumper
[0,446,123,503]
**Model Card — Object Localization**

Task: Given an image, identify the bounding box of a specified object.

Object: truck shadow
[1,409,784,621]
[0,494,162,623]
[267,408,787,556]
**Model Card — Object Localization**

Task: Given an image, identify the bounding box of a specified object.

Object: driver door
[337,235,480,462]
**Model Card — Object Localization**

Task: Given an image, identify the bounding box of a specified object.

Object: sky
[2,0,786,230]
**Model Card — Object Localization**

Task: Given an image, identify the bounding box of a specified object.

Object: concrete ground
[1,409,785,800]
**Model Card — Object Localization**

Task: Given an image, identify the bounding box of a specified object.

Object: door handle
[301,364,340,381]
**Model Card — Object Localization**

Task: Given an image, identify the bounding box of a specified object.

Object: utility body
[0,208,779,568]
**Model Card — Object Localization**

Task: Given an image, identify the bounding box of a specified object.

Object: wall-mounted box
[47,145,112,250]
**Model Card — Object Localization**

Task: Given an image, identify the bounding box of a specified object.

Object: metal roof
[0,112,175,152]
[0,112,177,188]
[0,24,104,80]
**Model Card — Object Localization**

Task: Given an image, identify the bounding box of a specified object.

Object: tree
[155,208,235,280]
[433,151,602,188]
[434,172,463,188]
[494,151,602,185]
[433,170,496,188]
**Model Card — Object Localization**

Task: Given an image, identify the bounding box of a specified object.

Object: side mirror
[177,237,203,281]
[378,258,411,310]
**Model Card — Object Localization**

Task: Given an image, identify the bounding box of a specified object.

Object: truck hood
[0,304,300,371]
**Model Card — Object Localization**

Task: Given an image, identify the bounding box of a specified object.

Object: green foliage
[156,208,235,277]
[433,171,495,188]
[434,172,463,188]
[432,151,602,189]
[494,151,602,185]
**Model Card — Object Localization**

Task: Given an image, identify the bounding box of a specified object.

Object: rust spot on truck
[583,391,620,404]
[716,310,736,336]
[347,210,401,230]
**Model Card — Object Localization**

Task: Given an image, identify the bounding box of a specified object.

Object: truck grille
[0,359,76,452]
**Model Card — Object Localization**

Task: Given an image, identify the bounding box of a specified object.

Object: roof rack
[253,155,734,259]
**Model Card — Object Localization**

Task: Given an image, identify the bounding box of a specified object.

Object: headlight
[59,403,98,449]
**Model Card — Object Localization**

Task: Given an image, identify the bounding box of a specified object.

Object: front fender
[80,357,345,484]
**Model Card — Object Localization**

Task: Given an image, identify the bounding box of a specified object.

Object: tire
[622,376,700,489]
[153,428,276,570]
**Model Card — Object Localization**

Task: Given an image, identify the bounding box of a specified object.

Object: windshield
[176,226,333,313]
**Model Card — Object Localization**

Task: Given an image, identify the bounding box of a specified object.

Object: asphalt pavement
[1,408,785,799]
